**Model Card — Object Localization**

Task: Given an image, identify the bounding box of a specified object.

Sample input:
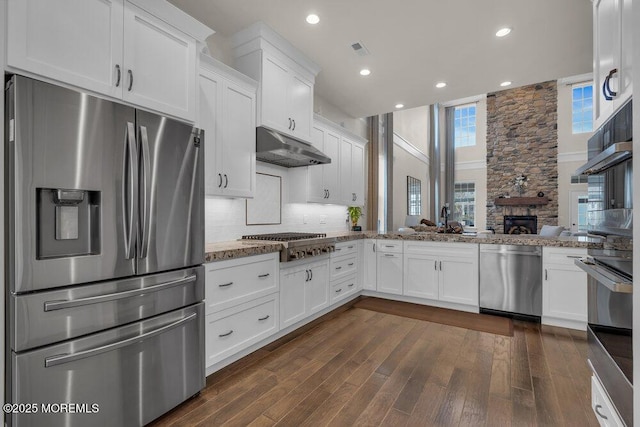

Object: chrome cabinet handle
[373,245,376,253]
[115,64,121,87]
[335,288,342,293]
[258,273,270,278]
[327,190,330,198]
[218,173,222,188]
[603,68,618,101]
[292,119,296,131]
[224,174,228,188]
[305,270,310,282]
[288,118,292,130]
[439,261,442,271]
[565,255,583,259]
[219,330,233,337]
[45,312,197,367]
[348,245,354,249]
[348,263,354,266]
[310,269,313,280]
[336,266,342,270]
[44,275,197,311]
[139,126,151,259]
[545,269,548,280]
[385,254,394,257]
[594,404,608,420]
[258,315,270,321]
[218,282,233,288]
[127,69,133,91]
[434,261,437,270]
[348,283,354,288]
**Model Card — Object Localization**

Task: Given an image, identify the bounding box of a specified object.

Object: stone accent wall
[486,81,558,233]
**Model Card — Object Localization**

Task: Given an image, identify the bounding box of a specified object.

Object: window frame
[453,181,476,226]
[571,82,593,134]
[453,103,477,148]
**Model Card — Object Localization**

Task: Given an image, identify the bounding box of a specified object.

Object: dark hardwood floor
[150,306,597,426]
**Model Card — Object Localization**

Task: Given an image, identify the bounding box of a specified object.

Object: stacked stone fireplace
[486,81,559,233]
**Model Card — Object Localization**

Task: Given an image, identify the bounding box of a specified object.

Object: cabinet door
[403,253,439,300]
[363,240,377,290]
[340,138,354,205]
[593,0,619,128]
[198,70,223,196]
[323,131,341,203]
[439,258,478,306]
[7,0,124,98]
[307,127,327,203]
[543,266,587,323]
[280,269,307,329]
[222,82,256,198]
[377,253,403,295]
[617,0,632,107]
[261,54,290,133]
[352,142,365,207]
[288,74,313,141]
[123,3,196,121]
[306,263,329,314]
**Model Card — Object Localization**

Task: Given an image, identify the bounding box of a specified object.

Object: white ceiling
[169,0,593,119]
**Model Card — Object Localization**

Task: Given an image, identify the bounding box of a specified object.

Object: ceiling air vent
[350,41,370,56]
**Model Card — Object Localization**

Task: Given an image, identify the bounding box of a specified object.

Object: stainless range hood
[575,141,632,175]
[256,126,331,168]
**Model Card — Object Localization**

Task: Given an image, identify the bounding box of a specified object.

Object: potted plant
[347,206,362,231]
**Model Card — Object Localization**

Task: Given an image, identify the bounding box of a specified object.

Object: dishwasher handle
[481,247,541,256]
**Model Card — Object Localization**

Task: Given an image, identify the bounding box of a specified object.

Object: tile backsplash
[205,163,355,242]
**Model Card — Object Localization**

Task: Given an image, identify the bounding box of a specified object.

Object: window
[453,182,475,226]
[454,104,476,147]
[572,83,593,134]
[407,176,421,215]
[576,196,589,231]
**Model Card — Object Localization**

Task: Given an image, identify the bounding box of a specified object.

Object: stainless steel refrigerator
[5,75,205,427]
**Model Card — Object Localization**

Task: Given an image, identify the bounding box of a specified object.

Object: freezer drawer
[9,303,205,427]
[10,266,204,352]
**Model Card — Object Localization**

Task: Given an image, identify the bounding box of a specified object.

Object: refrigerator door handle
[43,274,197,311]
[123,122,138,259]
[44,312,197,368]
[139,125,151,259]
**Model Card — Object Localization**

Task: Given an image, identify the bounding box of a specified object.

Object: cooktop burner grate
[241,232,327,241]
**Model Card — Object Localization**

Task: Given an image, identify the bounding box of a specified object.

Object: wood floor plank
[151,304,598,427]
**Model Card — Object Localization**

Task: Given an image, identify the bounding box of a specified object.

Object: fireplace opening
[504,215,537,234]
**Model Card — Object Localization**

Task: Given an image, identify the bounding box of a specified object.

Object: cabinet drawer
[330,254,357,280]
[205,253,278,314]
[404,241,478,258]
[377,240,403,253]
[331,275,358,303]
[333,241,358,256]
[205,295,278,367]
[543,247,587,267]
[591,375,624,426]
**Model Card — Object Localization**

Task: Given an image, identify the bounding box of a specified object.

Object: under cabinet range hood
[256,126,331,168]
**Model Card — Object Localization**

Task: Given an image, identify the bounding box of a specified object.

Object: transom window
[454,104,476,148]
[572,83,593,134]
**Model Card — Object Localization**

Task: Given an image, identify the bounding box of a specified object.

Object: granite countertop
[204,230,608,262]
[204,240,284,262]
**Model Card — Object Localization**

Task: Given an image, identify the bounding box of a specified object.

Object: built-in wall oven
[575,99,632,426]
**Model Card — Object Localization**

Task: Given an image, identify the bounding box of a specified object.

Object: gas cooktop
[241,232,335,262]
[241,232,327,241]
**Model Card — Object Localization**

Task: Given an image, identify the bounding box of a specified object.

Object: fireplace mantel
[494,197,550,206]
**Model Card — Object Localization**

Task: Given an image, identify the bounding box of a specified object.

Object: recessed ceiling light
[306,14,320,25]
[496,27,511,37]
[360,68,371,76]
[435,82,447,88]
[500,81,512,87]
[395,104,404,109]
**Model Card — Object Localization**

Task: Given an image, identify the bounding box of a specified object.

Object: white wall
[556,79,591,229]
[393,106,430,154]
[205,163,352,243]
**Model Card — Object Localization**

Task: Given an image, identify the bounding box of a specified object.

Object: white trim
[455,160,486,170]
[315,114,368,144]
[128,0,214,42]
[199,53,258,90]
[392,132,429,164]
[558,73,594,86]
[440,94,485,108]
[558,151,588,163]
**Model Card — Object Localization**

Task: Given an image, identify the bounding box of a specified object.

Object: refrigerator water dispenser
[37,188,101,259]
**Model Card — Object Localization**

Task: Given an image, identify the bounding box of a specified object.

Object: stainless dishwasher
[479,244,542,317]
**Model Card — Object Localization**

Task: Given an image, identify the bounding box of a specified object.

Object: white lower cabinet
[280,260,329,329]
[331,275,358,303]
[591,375,624,426]
[377,250,403,295]
[204,253,279,368]
[363,239,377,290]
[542,247,588,330]
[403,241,479,309]
[205,294,278,367]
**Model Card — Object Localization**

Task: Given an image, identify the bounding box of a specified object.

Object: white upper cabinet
[231,22,320,144]
[340,136,366,207]
[6,0,211,122]
[122,3,196,121]
[198,55,257,198]
[593,0,632,129]
[7,0,124,98]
